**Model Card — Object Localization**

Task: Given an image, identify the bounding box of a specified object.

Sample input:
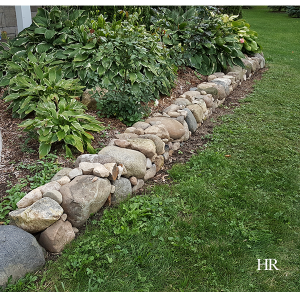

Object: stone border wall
[0,6,38,40]
[0,53,265,287]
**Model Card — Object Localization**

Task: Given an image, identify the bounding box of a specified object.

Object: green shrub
[286,6,300,18]
[19,99,105,158]
[219,6,243,18]
[95,82,154,126]
[151,6,246,75]
[268,6,287,12]
[2,52,85,118]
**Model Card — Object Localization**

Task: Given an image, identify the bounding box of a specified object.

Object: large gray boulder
[60,175,111,227]
[112,177,132,204]
[0,225,45,287]
[98,146,147,179]
[138,134,165,155]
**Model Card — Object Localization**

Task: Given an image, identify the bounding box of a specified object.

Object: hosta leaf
[12,37,29,47]
[39,142,51,159]
[33,16,48,27]
[4,93,20,101]
[0,77,10,87]
[82,43,96,50]
[57,130,66,141]
[34,65,44,81]
[233,57,245,68]
[19,118,36,128]
[86,142,96,154]
[60,125,70,133]
[72,121,84,132]
[53,34,67,46]
[129,72,137,84]
[81,123,103,132]
[65,144,73,157]
[69,9,85,21]
[48,67,57,84]
[34,27,47,35]
[73,53,89,62]
[102,57,112,69]
[36,43,52,53]
[27,51,37,63]
[45,29,56,40]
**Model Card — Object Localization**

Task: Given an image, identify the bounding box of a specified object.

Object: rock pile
[0,53,265,287]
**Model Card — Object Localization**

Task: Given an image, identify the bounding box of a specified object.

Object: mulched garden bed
[0,66,266,203]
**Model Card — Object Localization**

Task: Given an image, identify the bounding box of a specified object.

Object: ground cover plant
[2,6,300,292]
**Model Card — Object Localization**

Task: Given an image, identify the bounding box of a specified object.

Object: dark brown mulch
[0,65,267,261]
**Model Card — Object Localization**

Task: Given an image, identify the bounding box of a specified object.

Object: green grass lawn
[3,6,300,292]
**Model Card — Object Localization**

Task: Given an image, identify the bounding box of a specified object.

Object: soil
[0,65,266,259]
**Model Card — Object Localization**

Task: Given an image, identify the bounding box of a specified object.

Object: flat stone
[124,127,144,135]
[145,117,185,140]
[197,82,218,96]
[0,225,45,287]
[163,151,169,161]
[75,154,116,168]
[168,111,181,117]
[98,146,147,179]
[163,104,180,114]
[146,158,152,169]
[153,155,164,171]
[201,94,214,108]
[208,75,217,81]
[111,185,116,194]
[79,162,100,175]
[60,213,67,222]
[172,142,181,151]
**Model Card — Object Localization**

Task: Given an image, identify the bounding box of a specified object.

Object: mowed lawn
[3,6,300,292]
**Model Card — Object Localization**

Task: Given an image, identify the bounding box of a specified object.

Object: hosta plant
[19,99,105,158]
[3,53,85,118]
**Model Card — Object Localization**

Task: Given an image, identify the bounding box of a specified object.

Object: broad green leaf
[73,53,89,62]
[0,77,10,87]
[39,142,51,159]
[81,123,103,132]
[34,27,47,35]
[34,65,44,81]
[129,73,137,84]
[65,144,73,158]
[48,67,57,84]
[72,121,84,132]
[57,130,66,141]
[82,43,96,50]
[86,142,96,154]
[13,37,29,47]
[45,29,56,40]
[4,93,20,101]
[60,125,70,133]
[69,9,85,21]
[27,51,37,63]
[36,43,53,53]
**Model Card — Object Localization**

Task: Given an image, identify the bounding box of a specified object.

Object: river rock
[174,98,192,106]
[68,168,83,180]
[43,190,63,205]
[51,168,72,182]
[38,220,75,253]
[163,104,180,114]
[125,127,144,135]
[39,181,61,195]
[114,133,138,140]
[9,197,63,233]
[197,82,218,96]
[127,138,156,159]
[144,124,170,140]
[60,175,111,227]
[16,188,42,209]
[103,163,119,180]
[132,179,144,193]
[144,164,156,181]
[57,176,71,186]
[186,104,204,123]
[114,139,131,148]
[182,91,201,101]
[112,177,132,204]
[75,154,116,168]
[138,134,165,155]
[153,155,164,171]
[98,146,147,178]
[93,164,110,177]
[145,117,185,140]
[0,225,45,287]
[183,108,197,133]
[131,121,151,130]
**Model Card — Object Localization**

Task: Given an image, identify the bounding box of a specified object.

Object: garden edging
[0,52,265,287]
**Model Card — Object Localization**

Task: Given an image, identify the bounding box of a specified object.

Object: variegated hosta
[19,99,105,158]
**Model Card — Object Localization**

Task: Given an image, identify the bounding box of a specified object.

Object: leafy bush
[268,6,287,12]
[151,6,246,75]
[2,52,85,118]
[219,6,243,18]
[95,82,154,126]
[286,6,300,18]
[19,99,105,158]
